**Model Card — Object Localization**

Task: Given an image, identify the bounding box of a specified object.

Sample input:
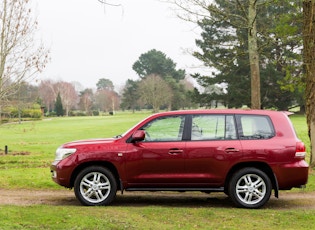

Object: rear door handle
[225,148,239,153]
[168,149,183,155]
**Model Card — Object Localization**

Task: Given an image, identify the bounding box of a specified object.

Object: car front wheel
[228,167,272,209]
[74,166,117,206]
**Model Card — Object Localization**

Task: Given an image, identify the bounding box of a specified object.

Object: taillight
[295,141,306,158]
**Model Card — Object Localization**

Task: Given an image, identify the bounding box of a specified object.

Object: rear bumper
[275,160,309,189]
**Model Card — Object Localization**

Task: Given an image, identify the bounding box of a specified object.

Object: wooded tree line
[2,49,196,117]
[15,78,120,117]
[1,79,103,118]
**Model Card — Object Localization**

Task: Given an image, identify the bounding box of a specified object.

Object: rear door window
[236,115,275,140]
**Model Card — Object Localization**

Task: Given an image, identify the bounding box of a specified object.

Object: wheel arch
[70,161,121,190]
[224,162,279,197]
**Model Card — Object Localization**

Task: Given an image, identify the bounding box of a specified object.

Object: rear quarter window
[236,115,275,140]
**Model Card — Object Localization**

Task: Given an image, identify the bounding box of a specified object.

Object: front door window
[142,115,185,142]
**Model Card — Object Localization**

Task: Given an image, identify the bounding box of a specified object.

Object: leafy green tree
[171,0,303,109]
[132,49,185,81]
[120,79,140,112]
[55,92,64,116]
[191,0,301,110]
[260,1,303,110]
[96,78,114,91]
[171,0,262,108]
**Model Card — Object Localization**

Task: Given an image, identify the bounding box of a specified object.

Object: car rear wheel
[74,166,117,206]
[228,167,271,208]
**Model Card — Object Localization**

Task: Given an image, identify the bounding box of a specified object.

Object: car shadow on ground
[20,190,315,210]
[112,193,231,208]
[70,191,313,209]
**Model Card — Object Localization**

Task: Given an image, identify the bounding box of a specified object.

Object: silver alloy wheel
[79,171,111,204]
[235,173,266,205]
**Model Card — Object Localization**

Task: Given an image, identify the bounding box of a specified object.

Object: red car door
[185,114,242,187]
[123,115,187,187]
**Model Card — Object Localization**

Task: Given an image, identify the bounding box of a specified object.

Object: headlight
[55,147,77,161]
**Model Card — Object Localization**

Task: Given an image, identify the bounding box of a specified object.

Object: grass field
[0,112,314,229]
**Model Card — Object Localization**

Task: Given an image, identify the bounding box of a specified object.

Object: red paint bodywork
[51,109,309,193]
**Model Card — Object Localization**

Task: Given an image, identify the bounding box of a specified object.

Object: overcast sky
[34,0,204,90]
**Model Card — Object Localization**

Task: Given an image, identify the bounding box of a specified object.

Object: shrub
[23,109,42,118]
[92,110,100,116]
[75,111,87,116]
[2,106,42,120]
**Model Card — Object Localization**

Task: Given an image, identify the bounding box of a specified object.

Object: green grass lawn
[1,204,315,229]
[0,111,314,229]
[0,112,150,156]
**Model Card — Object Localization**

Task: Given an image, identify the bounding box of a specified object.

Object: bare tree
[138,74,173,113]
[95,89,119,112]
[61,82,78,116]
[39,80,78,116]
[97,0,122,7]
[39,80,56,113]
[0,0,49,118]
[303,0,315,167]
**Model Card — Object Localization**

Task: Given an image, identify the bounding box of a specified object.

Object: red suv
[51,109,309,208]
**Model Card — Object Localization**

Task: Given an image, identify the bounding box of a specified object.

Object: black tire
[74,166,117,206]
[228,167,272,209]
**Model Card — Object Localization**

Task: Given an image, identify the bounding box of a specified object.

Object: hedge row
[2,108,42,119]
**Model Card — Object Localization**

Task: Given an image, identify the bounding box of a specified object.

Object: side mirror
[131,130,145,142]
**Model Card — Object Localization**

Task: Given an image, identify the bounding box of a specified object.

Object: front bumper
[50,160,73,188]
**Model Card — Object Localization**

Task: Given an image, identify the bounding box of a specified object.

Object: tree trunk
[303,0,315,167]
[248,0,261,109]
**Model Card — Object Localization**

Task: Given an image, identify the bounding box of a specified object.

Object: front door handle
[225,148,239,153]
[168,149,183,155]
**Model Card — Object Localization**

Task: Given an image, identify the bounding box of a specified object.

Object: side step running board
[125,187,224,192]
